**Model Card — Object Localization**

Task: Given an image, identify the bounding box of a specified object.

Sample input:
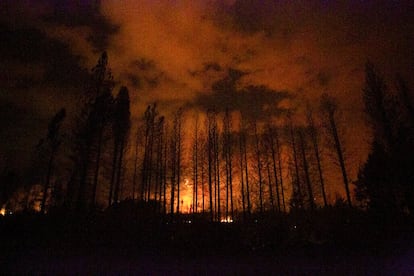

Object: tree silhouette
[67,52,114,213]
[287,113,303,209]
[253,119,264,214]
[320,93,352,207]
[222,108,234,219]
[109,86,131,205]
[265,124,281,212]
[39,108,66,214]
[90,90,114,208]
[192,115,199,214]
[306,105,328,207]
[356,63,414,213]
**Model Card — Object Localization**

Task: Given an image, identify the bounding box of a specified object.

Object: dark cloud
[192,68,290,120]
[0,7,97,169]
[0,23,89,88]
[316,71,332,87]
[43,1,119,52]
[122,58,165,89]
[204,62,222,72]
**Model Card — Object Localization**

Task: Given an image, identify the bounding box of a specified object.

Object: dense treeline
[355,63,414,214]
[1,54,413,223]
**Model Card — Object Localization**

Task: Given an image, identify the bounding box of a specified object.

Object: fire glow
[220,216,233,223]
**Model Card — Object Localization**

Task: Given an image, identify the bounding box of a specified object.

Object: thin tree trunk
[132,131,139,201]
[176,115,182,214]
[91,126,104,207]
[239,129,246,220]
[214,124,220,221]
[201,151,205,214]
[299,130,315,210]
[229,135,234,220]
[289,119,302,207]
[243,130,251,215]
[163,135,168,215]
[108,142,118,206]
[308,113,328,207]
[41,149,55,214]
[254,121,263,213]
[266,156,275,212]
[268,127,281,212]
[329,115,352,207]
[275,132,286,212]
[193,118,199,214]
[113,140,125,203]
[170,137,176,220]
[207,112,214,221]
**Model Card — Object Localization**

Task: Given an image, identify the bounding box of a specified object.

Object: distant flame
[220,216,233,223]
[0,207,6,216]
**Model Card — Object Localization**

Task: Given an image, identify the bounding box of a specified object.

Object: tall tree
[298,129,315,210]
[174,109,183,214]
[131,125,142,201]
[207,110,216,221]
[154,116,165,206]
[275,127,286,212]
[356,64,414,213]
[109,86,131,205]
[266,125,281,212]
[306,106,328,207]
[192,115,199,214]
[287,113,303,209]
[141,104,158,201]
[253,120,264,213]
[238,123,247,219]
[320,93,351,207]
[40,108,66,214]
[363,62,394,150]
[265,148,275,212]
[90,51,115,208]
[223,108,234,219]
[90,90,114,208]
[69,52,114,212]
[241,117,251,216]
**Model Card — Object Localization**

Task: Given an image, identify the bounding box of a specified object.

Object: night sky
[1,0,413,186]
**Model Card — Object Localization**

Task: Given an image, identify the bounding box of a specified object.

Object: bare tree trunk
[275,132,286,212]
[223,109,233,219]
[330,114,352,207]
[91,126,104,208]
[298,130,315,210]
[176,110,182,214]
[307,109,328,207]
[41,149,56,214]
[214,121,220,221]
[113,140,126,203]
[132,130,139,201]
[321,95,351,207]
[201,149,205,214]
[239,128,246,220]
[268,126,281,212]
[229,133,234,220]
[170,135,176,219]
[192,117,199,214]
[243,127,251,216]
[207,111,214,221]
[163,133,168,215]
[288,116,303,208]
[266,155,275,212]
[254,121,263,214]
[108,142,118,206]
[146,125,154,202]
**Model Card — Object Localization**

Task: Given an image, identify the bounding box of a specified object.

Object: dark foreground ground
[1,206,414,274]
